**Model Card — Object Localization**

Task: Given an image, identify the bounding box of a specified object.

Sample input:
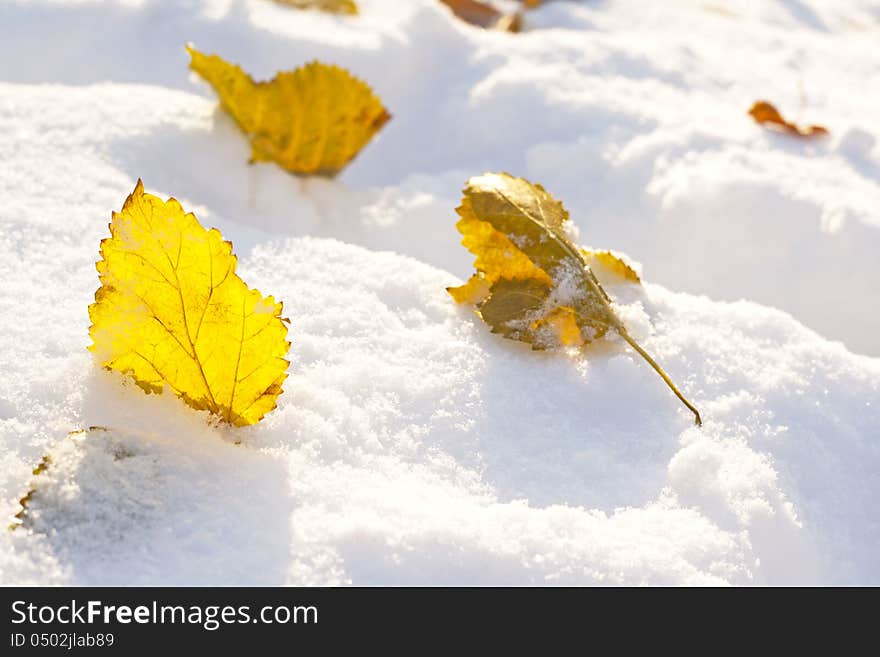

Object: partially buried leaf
[440,0,523,32]
[748,100,828,137]
[448,172,702,426]
[188,46,390,176]
[8,447,54,530]
[273,0,358,14]
[89,181,291,426]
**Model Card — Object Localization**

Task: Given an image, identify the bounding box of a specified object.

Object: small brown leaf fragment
[272,0,358,14]
[440,0,523,32]
[748,100,828,137]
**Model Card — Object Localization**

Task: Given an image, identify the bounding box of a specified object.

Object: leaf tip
[374,107,393,130]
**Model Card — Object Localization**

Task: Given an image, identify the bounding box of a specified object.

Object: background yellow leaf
[273,0,359,14]
[89,181,290,426]
[188,46,390,176]
[450,172,701,425]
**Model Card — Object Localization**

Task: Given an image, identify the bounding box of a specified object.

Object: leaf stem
[617,329,702,426]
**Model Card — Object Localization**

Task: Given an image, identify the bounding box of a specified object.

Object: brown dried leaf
[748,100,828,137]
[440,0,522,32]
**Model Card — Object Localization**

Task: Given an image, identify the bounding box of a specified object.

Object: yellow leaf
[273,0,358,14]
[89,181,290,426]
[188,46,391,176]
[449,172,701,426]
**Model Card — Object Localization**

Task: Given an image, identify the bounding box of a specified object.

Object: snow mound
[2,233,879,585]
[1,0,879,585]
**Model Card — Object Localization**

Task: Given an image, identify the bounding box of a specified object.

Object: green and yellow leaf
[449,172,701,425]
[89,181,290,426]
[188,46,390,176]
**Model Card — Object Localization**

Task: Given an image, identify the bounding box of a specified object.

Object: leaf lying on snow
[448,172,702,426]
[748,100,828,137]
[440,0,523,32]
[188,46,390,176]
[273,0,358,14]
[89,181,290,426]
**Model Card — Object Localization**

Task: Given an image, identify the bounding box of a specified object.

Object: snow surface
[0,0,879,585]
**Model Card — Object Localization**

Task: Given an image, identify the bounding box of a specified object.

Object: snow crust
[0,0,878,585]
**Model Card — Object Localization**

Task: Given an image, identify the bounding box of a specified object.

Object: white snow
[0,0,879,585]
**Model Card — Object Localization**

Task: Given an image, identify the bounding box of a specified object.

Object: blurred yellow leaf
[188,46,390,176]
[449,172,701,425]
[89,181,290,426]
[273,0,358,14]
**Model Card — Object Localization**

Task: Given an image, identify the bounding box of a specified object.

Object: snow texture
[0,0,878,585]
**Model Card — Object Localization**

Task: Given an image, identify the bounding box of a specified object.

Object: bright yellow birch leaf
[273,0,358,14]
[187,46,391,176]
[88,181,290,426]
[448,172,701,426]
